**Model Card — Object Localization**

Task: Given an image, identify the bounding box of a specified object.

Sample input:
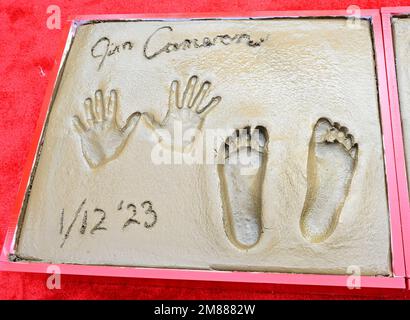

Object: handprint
[72,89,140,168]
[143,75,221,152]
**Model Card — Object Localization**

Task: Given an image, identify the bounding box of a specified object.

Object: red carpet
[1,0,410,299]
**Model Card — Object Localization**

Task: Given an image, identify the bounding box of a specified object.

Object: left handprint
[72,89,141,168]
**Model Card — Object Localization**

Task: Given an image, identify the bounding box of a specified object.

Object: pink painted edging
[0,9,405,289]
[382,7,410,283]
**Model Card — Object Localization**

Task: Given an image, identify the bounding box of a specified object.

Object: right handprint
[143,75,221,152]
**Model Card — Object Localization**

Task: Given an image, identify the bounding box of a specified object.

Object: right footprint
[300,118,358,243]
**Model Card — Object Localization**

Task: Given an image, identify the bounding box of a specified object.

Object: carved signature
[90,26,268,69]
[143,26,268,60]
[91,37,134,70]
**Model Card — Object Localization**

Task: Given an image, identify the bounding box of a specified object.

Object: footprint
[300,118,358,243]
[218,126,268,249]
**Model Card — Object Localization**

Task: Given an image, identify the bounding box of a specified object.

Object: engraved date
[59,198,158,248]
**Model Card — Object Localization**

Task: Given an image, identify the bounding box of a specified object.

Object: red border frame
[382,7,410,287]
[0,9,406,289]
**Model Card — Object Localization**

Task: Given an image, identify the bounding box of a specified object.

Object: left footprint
[218,126,268,249]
